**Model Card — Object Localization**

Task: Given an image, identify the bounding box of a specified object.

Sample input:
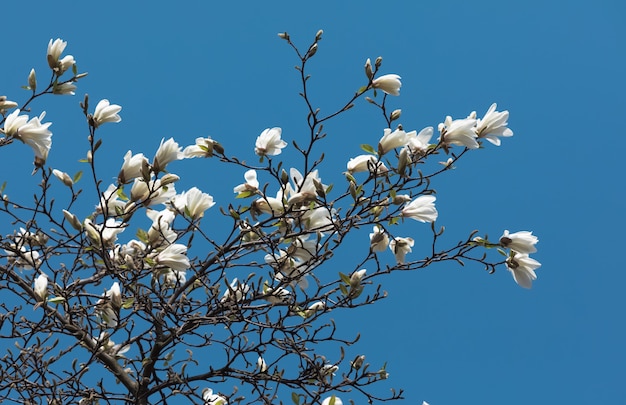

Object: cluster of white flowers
[500,230,541,288]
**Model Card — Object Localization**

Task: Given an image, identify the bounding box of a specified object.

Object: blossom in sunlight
[203,388,228,405]
[92,99,122,127]
[85,218,126,247]
[118,151,148,184]
[0,96,18,114]
[97,184,126,215]
[233,169,259,195]
[266,250,310,289]
[253,188,286,216]
[350,269,367,288]
[221,278,250,303]
[304,301,326,318]
[407,126,434,155]
[389,236,414,264]
[47,38,75,75]
[52,169,73,187]
[372,74,402,96]
[346,154,388,174]
[401,195,438,223]
[160,269,187,287]
[52,82,77,95]
[287,168,325,206]
[257,356,268,372]
[171,187,215,220]
[148,207,178,246]
[153,138,183,173]
[302,206,335,233]
[369,225,389,252]
[500,230,538,254]
[3,109,53,166]
[34,273,48,301]
[506,252,541,289]
[378,127,411,156]
[255,127,287,157]
[438,116,479,149]
[183,136,224,158]
[107,282,122,310]
[5,246,41,270]
[474,103,513,146]
[321,396,343,405]
[130,177,177,206]
[262,284,291,304]
[155,243,190,272]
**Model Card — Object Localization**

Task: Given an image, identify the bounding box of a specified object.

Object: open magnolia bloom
[346,154,389,174]
[389,236,414,264]
[255,127,287,157]
[372,74,402,96]
[369,225,390,252]
[92,99,122,127]
[287,168,326,206]
[378,127,411,156]
[2,109,53,166]
[438,116,479,149]
[506,251,541,289]
[170,187,215,220]
[474,103,513,146]
[233,169,259,195]
[500,230,538,254]
[152,138,183,173]
[183,136,224,158]
[47,38,75,75]
[202,388,228,405]
[401,195,438,223]
[118,150,148,184]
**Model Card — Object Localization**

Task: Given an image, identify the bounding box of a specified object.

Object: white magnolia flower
[346,155,388,174]
[233,169,259,194]
[257,356,268,372]
[287,168,325,206]
[203,388,228,405]
[97,184,127,215]
[160,269,187,287]
[85,218,126,247]
[171,187,215,220]
[3,109,53,166]
[389,236,414,264]
[438,116,479,149]
[255,127,287,157]
[407,126,434,154]
[304,301,326,317]
[183,136,223,158]
[262,285,291,304]
[350,269,367,287]
[321,396,343,405]
[221,278,250,303]
[47,38,75,75]
[266,250,310,289]
[369,225,389,252]
[401,195,438,223]
[5,246,41,270]
[302,206,335,233]
[475,103,513,146]
[52,169,73,187]
[0,96,18,113]
[52,82,77,95]
[118,151,148,184]
[153,138,183,173]
[378,127,411,156]
[155,243,190,271]
[92,99,122,127]
[500,230,538,254]
[106,282,122,309]
[253,188,286,216]
[130,178,177,206]
[34,273,48,301]
[372,74,402,96]
[506,252,541,289]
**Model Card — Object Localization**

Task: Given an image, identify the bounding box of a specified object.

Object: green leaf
[236,190,254,199]
[360,144,376,155]
[121,298,135,309]
[73,170,83,184]
[47,297,65,304]
[291,392,300,405]
[339,272,351,285]
[497,248,507,257]
[340,284,348,296]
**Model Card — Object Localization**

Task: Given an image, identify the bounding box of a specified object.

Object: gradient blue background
[1,1,624,404]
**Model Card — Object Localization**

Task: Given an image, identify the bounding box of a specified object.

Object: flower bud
[277,32,290,40]
[375,56,383,68]
[160,173,180,186]
[390,109,401,122]
[315,29,324,41]
[307,43,318,58]
[364,58,373,80]
[52,169,73,187]
[28,69,37,92]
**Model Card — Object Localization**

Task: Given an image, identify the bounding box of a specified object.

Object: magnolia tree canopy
[0,32,540,405]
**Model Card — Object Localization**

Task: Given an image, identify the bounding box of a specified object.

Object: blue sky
[1,1,625,404]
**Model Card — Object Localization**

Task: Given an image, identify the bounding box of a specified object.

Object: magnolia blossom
[255,127,287,157]
[262,285,291,304]
[500,230,538,254]
[257,356,268,372]
[506,252,541,289]
[155,243,189,271]
[130,177,177,206]
[183,136,223,158]
[221,278,250,303]
[346,155,388,174]
[3,109,53,165]
[233,169,259,194]
[52,82,77,95]
[401,195,438,223]
[153,138,183,173]
[302,206,335,233]
[0,96,18,113]
[407,126,434,154]
[253,188,286,216]
[92,99,122,127]
[171,187,215,220]
[372,74,402,96]
[92,333,130,358]
[34,273,48,301]
[389,237,414,264]
[5,246,41,270]
[52,169,73,187]
[203,388,228,405]
[321,396,343,405]
[107,282,122,309]
[369,225,389,252]
[85,218,126,247]
[350,269,367,288]
[118,151,148,184]
[47,38,75,75]
[378,127,411,156]
[474,103,513,146]
[265,250,309,289]
[160,269,187,287]
[287,168,325,206]
[438,116,479,149]
[304,301,326,317]
[97,184,127,215]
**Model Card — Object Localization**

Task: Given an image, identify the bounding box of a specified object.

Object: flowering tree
[0,32,540,405]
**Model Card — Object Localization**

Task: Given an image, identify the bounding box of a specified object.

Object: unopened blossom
[401,195,438,223]
[474,103,513,146]
[350,269,367,288]
[34,273,48,301]
[183,136,224,158]
[106,282,122,309]
[221,278,250,303]
[255,127,287,157]
[407,126,434,154]
[233,169,259,194]
[389,236,414,264]
[378,127,411,156]
[347,155,389,174]
[63,209,82,230]
[0,96,18,114]
[321,363,338,377]
[500,230,538,254]
[171,187,215,220]
[372,74,402,96]
[130,177,177,206]
[257,356,268,372]
[438,116,479,149]
[3,109,53,165]
[506,252,541,289]
[322,396,343,405]
[52,169,73,187]
[203,388,228,405]
[118,151,148,184]
[155,243,189,271]
[47,38,75,75]
[304,301,326,317]
[369,225,389,252]
[153,138,183,173]
[5,246,41,270]
[92,99,122,127]
[28,69,37,92]
[52,82,77,95]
